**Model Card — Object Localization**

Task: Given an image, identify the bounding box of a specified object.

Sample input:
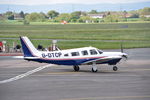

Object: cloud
[0,0,150,5]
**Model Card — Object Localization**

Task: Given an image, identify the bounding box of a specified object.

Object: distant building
[88,14,105,19]
[0,14,3,17]
[143,15,150,18]
[0,14,5,20]
[14,14,24,20]
[124,13,133,18]
[85,20,92,23]
[61,20,67,24]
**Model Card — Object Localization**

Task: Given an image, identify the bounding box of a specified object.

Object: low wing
[82,56,122,65]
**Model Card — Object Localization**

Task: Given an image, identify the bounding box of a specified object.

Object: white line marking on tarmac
[0,64,54,84]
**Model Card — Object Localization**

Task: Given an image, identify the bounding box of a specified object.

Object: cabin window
[81,50,88,56]
[64,54,69,57]
[71,52,80,56]
[90,49,98,55]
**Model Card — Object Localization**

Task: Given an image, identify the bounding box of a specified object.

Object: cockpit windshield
[97,49,103,54]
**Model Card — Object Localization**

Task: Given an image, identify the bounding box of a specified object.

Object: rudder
[20,36,38,57]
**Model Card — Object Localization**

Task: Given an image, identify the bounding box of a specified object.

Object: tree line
[1,7,150,24]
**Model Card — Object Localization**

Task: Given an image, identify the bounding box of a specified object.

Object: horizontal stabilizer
[24,57,40,59]
[13,56,24,59]
[12,56,40,60]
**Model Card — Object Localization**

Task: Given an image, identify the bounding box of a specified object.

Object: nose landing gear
[91,62,98,72]
[92,67,98,72]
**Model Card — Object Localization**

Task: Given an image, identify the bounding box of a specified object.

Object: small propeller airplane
[20,36,128,72]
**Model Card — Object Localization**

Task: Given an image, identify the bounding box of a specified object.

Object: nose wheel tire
[92,67,98,72]
[73,65,80,71]
[113,66,118,71]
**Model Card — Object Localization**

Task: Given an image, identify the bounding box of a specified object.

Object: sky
[0,0,150,5]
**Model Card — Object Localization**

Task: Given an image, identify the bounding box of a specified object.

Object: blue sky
[0,0,149,13]
[0,0,150,5]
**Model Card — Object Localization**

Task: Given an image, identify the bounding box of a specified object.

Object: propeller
[120,41,128,61]
[120,40,123,53]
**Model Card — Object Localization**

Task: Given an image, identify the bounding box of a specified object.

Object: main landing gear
[113,66,118,71]
[73,65,80,71]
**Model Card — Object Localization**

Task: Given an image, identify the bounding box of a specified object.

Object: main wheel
[73,65,80,71]
[92,67,98,72]
[113,66,118,71]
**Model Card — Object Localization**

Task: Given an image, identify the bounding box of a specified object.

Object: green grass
[2,39,150,50]
[0,20,23,25]
[0,23,150,49]
[0,23,150,40]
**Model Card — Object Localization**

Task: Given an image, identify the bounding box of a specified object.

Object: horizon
[0,1,150,13]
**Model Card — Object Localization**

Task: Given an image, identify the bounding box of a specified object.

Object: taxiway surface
[0,48,150,100]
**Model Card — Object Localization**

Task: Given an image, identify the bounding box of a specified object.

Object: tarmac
[0,48,150,100]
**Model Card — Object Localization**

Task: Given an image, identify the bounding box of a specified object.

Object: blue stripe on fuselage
[30,58,97,65]
[29,57,121,65]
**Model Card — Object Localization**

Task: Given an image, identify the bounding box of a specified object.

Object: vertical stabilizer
[20,36,39,57]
